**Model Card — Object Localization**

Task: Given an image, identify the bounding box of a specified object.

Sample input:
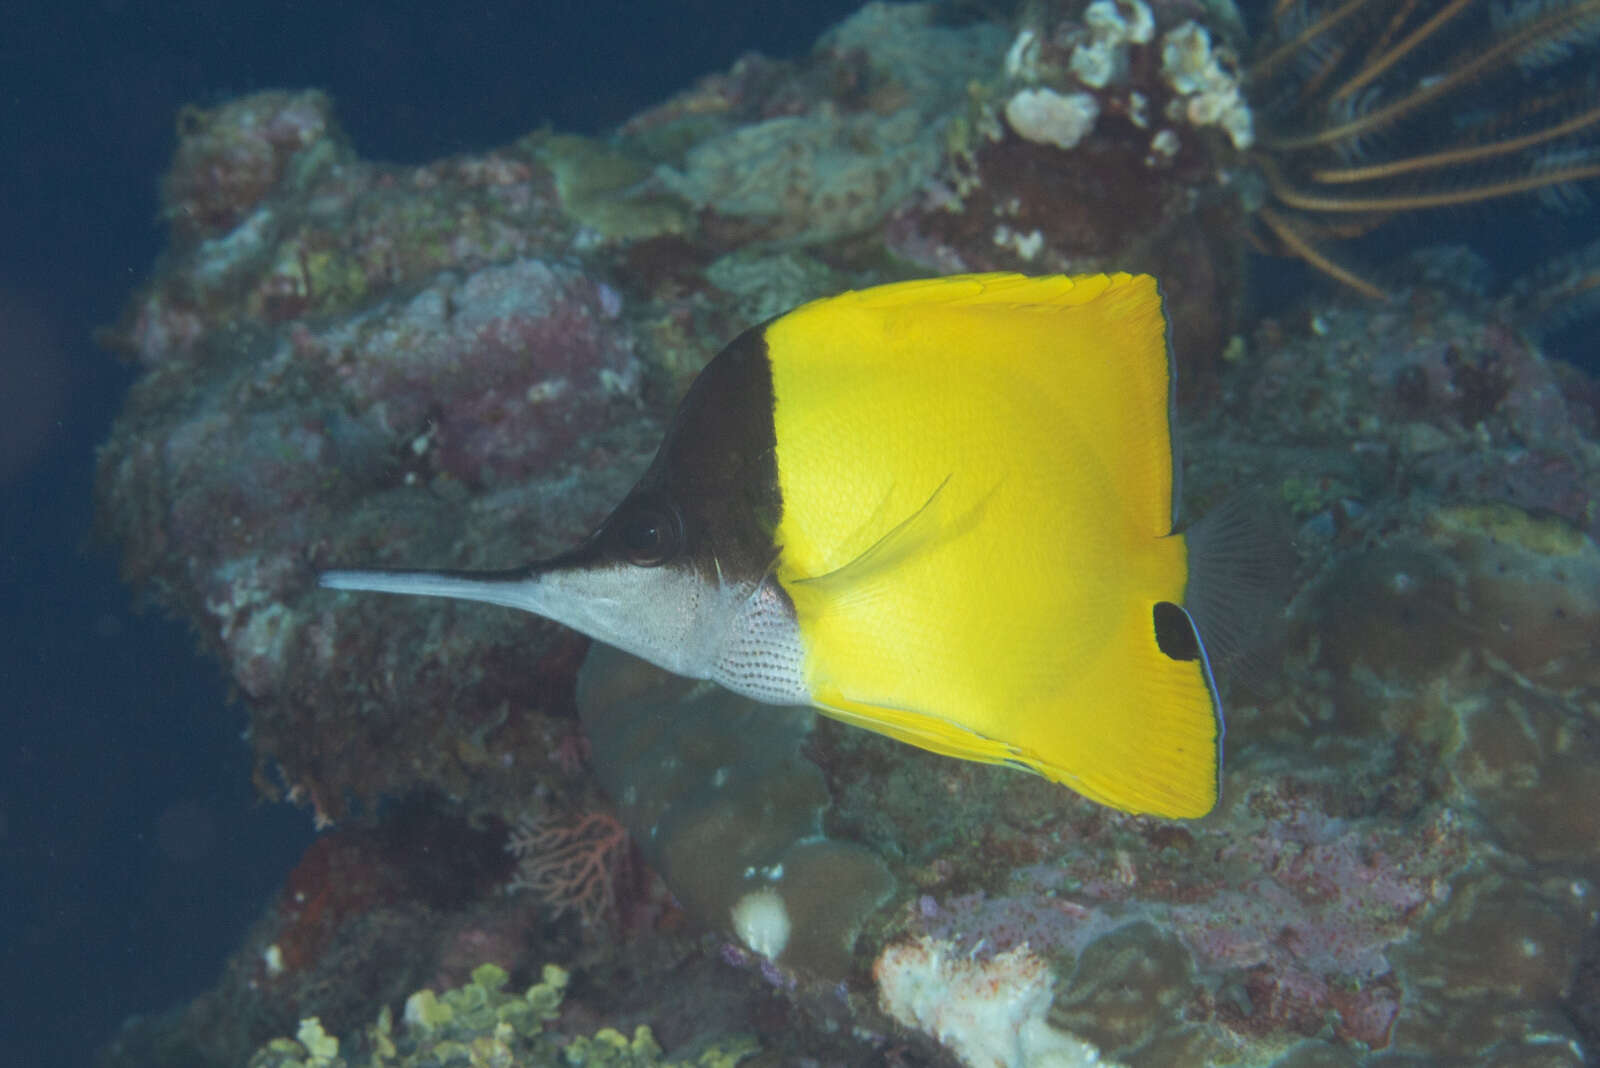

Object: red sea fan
[506,808,631,930]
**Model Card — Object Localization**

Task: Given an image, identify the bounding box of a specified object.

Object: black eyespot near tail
[1153,601,1201,661]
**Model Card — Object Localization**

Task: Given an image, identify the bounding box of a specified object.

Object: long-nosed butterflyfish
[322,272,1270,818]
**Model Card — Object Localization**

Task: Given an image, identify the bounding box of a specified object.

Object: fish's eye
[614,498,684,567]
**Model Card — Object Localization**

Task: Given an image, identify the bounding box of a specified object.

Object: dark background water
[0,4,860,1065]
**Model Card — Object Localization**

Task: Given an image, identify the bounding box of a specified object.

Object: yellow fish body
[323,273,1240,818]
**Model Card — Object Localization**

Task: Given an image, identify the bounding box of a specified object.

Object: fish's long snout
[320,555,727,682]
[318,566,553,615]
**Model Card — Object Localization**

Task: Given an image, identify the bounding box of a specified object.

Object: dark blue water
[0,4,860,1066]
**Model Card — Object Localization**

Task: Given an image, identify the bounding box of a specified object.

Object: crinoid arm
[1248,0,1600,294]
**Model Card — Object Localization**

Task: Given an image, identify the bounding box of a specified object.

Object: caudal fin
[1182,492,1295,685]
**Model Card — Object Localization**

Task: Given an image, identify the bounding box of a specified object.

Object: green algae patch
[246,961,755,1068]
[531,133,690,240]
[1427,501,1590,557]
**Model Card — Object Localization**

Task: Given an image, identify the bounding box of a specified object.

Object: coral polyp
[1246,0,1600,294]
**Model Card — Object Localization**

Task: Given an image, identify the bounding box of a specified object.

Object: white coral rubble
[1159,20,1254,150]
[874,936,1125,1068]
[1071,0,1155,88]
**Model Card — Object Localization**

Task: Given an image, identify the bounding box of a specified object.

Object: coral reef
[887,0,1254,378]
[162,91,345,242]
[99,148,654,820]
[651,4,1006,247]
[577,644,895,982]
[93,1,1600,1066]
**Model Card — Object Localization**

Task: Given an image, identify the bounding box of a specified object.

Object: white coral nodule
[1159,21,1254,151]
[731,886,791,962]
[1005,88,1101,151]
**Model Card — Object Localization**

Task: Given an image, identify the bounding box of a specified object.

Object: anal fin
[811,685,1018,767]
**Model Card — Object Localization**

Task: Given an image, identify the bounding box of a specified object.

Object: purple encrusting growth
[909,780,1467,1050]
[90,4,1600,1066]
[321,259,636,490]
